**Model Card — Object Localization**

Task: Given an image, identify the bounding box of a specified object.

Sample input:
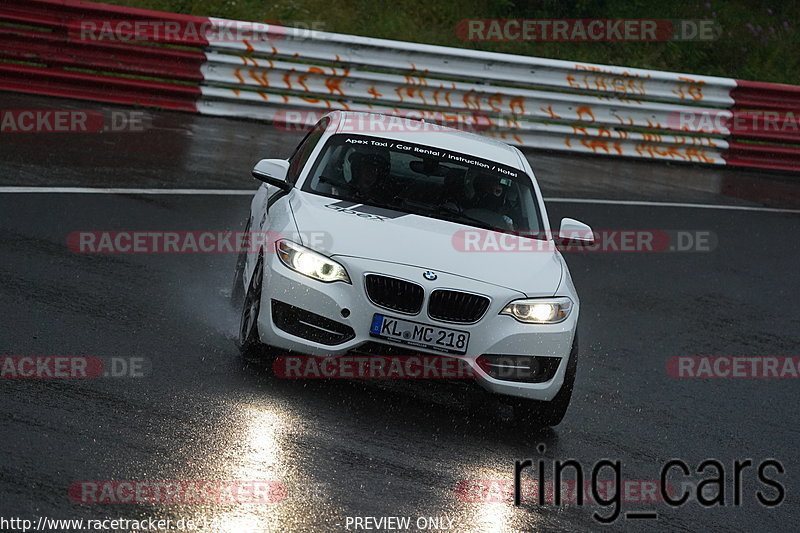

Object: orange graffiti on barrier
[675,135,713,147]
[488,94,503,112]
[671,77,706,101]
[404,65,430,87]
[633,144,715,163]
[498,116,520,129]
[248,69,269,87]
[540,105,561,119]
[685,148,715,162]
[463,90,481,110]
[509,97,525,115]
[566,75,580,89]
[570,65,650,96]
[413,87,429,105]
[297,74,311,93]
[634,143,658,158]
[581,139,610,153]
[324,77,344,96]
[665,146,688,160]
[617,77,646,96]
[575,106,596,122]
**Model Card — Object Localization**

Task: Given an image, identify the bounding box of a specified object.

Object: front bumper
[256,253,578,401]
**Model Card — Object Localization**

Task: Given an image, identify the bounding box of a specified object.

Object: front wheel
[230,218,250,308]
[509,334,579,428]
[237,254,265,359]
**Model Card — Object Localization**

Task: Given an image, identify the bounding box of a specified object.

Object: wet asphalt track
[1,93,799,532]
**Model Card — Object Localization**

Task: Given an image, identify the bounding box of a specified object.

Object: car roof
[325,111,524,169]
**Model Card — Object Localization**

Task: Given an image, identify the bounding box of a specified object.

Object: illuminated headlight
[276,240,350,283]
[500,297,572,324]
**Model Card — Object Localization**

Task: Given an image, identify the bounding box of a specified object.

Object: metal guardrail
[1,0,799,172]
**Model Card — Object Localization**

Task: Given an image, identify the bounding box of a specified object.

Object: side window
[286,118,328,185]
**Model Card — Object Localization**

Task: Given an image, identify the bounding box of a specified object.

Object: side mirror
[252,159,292,191]
[558,218,595,245]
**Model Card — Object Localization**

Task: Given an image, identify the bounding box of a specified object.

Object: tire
[230,218,250,308]
[509,334,579,428]
[237,253,265,359]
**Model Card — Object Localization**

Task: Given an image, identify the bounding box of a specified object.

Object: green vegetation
[96,0,799,84]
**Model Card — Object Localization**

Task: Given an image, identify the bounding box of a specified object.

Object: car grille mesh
[428,290,490,323]
[365,275,424,314]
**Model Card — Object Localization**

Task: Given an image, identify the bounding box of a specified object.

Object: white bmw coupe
[232,111,594,426]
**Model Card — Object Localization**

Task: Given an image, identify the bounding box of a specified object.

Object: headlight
[500,297,572,324]
[276,240,350,283]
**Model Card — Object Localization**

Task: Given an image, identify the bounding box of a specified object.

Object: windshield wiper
[392,198,497,231]
[434,203,497,230]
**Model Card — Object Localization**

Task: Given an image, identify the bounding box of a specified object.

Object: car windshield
[301,134,544,236]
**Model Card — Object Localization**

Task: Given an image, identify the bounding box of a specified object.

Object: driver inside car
[348,151,394,204]
[470,175,515,230]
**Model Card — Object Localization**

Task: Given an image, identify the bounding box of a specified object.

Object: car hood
[289,192,563,296]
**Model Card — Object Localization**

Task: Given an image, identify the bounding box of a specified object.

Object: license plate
[369,314,469,355]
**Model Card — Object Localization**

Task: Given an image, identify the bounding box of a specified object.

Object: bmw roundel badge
[423,271,437,281]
